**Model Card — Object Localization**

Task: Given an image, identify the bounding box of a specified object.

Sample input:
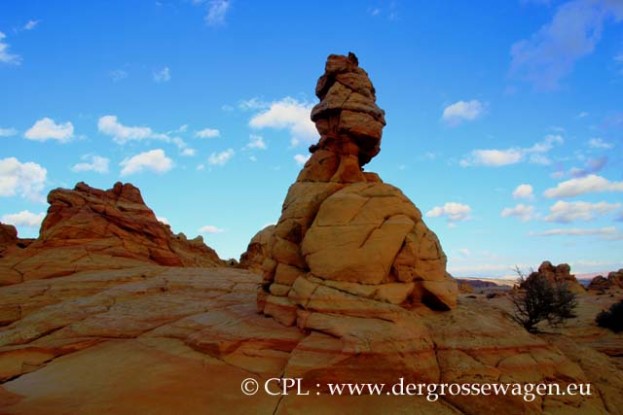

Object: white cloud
[244,134,266,150]
[157,216,169,225]
[238,97,265,110]
[0,127,18,137]
[24,117,74,142]
[578,111,589,118]
[513,184,534,199]
[153,66,171,83]
[110,69,128,82]
[531,226,623,240]
[569,156,607,178]
[510,0,623,89]
[545,200,621,222]
[462,149,523,167]
[249,97,317,146]
[426,202,472,222]
[120,149,173,176]
[97,115,190,152]
[0,32,21,65]
[208,149,234,166]
[1,210,44,228]
[442,100,485,125]
[544,174,623,198]
[501,204,536,222]
[199,224,224,234]
[205,0,230,26]
[23,20,40,30]
[460,134,563,167]
[195,128,220,138]
[0,157,47,201]
[181,148,196,157]
[98,117,192,153]
[98,115,152,143]
[71,155,110,174]
[294,154,310,166]
[588,137,613,149]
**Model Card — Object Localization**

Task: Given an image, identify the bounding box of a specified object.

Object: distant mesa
[0,181,222,285]
[243,52,457,331]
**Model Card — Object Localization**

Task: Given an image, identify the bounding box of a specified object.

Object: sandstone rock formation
[2,54,622,415]
[0,182,222,285]
[239,225,275,273]
[252,53,456,330]
[1,265,622,414]
[0,223,18,246]
[0,223,18,258]
[521,261,586,294]
[588,269,623,291]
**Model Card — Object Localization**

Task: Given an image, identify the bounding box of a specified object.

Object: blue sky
[1,0,622,278]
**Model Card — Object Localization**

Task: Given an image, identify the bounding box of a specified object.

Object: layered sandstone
[521,261,586,294]
[0,223,18,246]
[0,182,222,285]
[588,269,623,291]
[1,266,621,414]
[253,53,456,331]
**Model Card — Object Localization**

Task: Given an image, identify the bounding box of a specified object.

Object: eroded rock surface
[251,53,456,332]
[0,267,621,414]
[0,182,222,285]
[588,269,623,291]
[521,261,586,294]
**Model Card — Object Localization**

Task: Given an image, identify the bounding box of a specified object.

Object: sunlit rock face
[252,53,457,329]
[0,181,222,285]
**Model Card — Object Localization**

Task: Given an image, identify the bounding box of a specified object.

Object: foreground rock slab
[1,267,621,414]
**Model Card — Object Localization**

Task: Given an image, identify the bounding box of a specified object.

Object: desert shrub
[595,300,623,333]
[486,292,497,299]
[511,267,578,333]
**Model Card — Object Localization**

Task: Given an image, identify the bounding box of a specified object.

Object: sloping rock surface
[0,182,222,285]
[0,267,621,414]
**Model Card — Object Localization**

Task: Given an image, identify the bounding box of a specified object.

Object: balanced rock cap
[310,52,386,168]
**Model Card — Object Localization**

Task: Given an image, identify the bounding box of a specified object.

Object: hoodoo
[254,53,457,328]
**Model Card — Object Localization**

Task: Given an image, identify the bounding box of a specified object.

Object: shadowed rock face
[0,223,17,246]
[589,269,623,291]
[249,53,457,330]
[521,261,586,294]
[0,182,222,285]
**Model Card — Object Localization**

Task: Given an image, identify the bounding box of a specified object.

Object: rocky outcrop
[0,223,33,259]
[521,261,586,294]
[0,182,222,285]
[0,223,18,259]
[239,225,275,273]
[588,270,623,291]
[252,53,456,331]
[0,223,17,246]
[1,265,621,414]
